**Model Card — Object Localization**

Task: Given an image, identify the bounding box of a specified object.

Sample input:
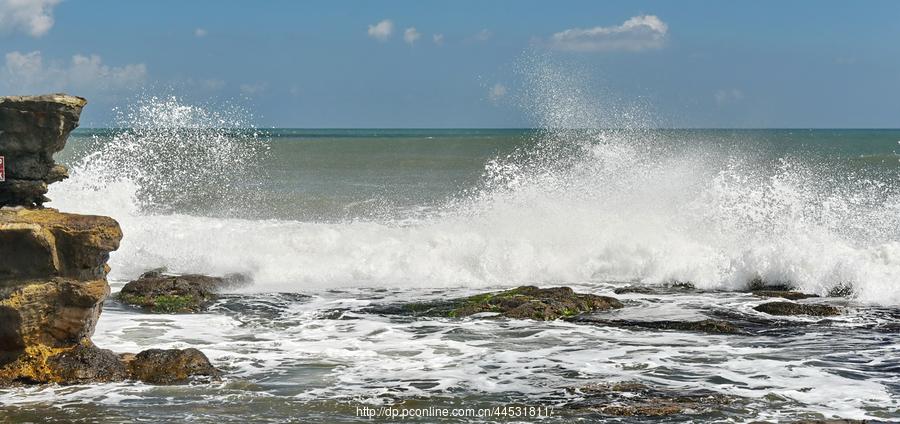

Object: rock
[0,207,122,384]
[118,271,251,313]
[754,301,841,317]
[0,93,220,386]
[45,342,128,384]
[0,94,86,207]
[367,286,623,321]
[751,290,819,300]
[613,282,697,295]
[566,381,739,417]
[567,317,744,335]
[0,208,123,281]
[124,348,220,384]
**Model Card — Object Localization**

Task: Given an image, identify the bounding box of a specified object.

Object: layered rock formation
[0,94,85,208]
[0,94,217,385]
[0,207,124,383]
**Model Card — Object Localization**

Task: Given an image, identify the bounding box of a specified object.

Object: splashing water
[54,95,269,217]
[49,61,900,305]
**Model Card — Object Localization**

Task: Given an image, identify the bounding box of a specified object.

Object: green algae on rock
[368,286,623,321]
[118,271,250,313]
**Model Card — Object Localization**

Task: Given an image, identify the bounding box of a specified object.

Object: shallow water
[1,284,897,422]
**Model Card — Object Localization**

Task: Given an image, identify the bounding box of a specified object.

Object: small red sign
[0,156,4,182]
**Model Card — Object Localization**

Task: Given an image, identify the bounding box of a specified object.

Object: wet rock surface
[123,348,220,384]
[751,290,820,300]
[0,94,86,207]
[564,381,742,417]
[118,270,251,313]
[367,286,623,320]
[754,301,842,317]
[0,94,221,386]
[567,317,745,335]
[0,208,122,384]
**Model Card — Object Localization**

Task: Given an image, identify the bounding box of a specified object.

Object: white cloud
[432,33,444,45]
[239,82,268,96]
[714,88,744,105]
[488,83,507,102]
[403,27,421,45]
[367,19,393,41]
[0,0,60,37]
[549,15,668,52]
[194,28,208,37]
[1,50,147,94]
[473,29,492,41]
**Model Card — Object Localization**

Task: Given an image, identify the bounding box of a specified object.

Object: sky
[1,0,899,128]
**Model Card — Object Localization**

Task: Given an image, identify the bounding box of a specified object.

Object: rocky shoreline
[0,94,216,386]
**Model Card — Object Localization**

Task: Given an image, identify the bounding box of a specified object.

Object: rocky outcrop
[118,270,250,313]
[565,381,740,417]
[566,317,744,335]
[0,94,86,207]
[0,208,123,384]
[754,301,842,317]
[0,94,219,386]
[751,290,819,300]
[368,286,623,321]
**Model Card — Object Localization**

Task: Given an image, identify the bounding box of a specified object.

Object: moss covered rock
[369,286,623,321]
[118,271,249,313]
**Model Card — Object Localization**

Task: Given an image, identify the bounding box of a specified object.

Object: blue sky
[1,0,899,128]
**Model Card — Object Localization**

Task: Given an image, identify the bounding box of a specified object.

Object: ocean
[0,95,898,422]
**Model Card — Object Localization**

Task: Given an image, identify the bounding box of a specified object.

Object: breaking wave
[49,60,900,305]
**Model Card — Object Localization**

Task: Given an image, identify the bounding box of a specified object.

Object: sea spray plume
[456,53,900,302]
[58,95,270,217]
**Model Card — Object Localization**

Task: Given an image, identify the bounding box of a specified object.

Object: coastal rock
[0,94,86,207]
[45,342,128,384]
[751,290,819,300]
[124,348,220,384]
[0,93,222,386]
[118,270,250,313]
[0,208,123,384]
[368,286,623,321]
[754,301,841,317]
[613,281,697,295]
[566,382,739,417]
[567,317,744,335]
[0,208,123,281]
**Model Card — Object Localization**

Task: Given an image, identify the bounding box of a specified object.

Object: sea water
[1,64,899,422]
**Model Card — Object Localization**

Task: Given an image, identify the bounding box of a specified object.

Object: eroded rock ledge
[0,94,86,208]
[0,94,217,386]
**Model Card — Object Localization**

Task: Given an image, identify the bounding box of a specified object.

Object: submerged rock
[118,271,250,313]
[566,381,739,417]
[751,290,819,300]
[0,94,86,207]
[754,301,841,317]
[368,286,623,321]
[567,317,744,335]
[123,348,220,384]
